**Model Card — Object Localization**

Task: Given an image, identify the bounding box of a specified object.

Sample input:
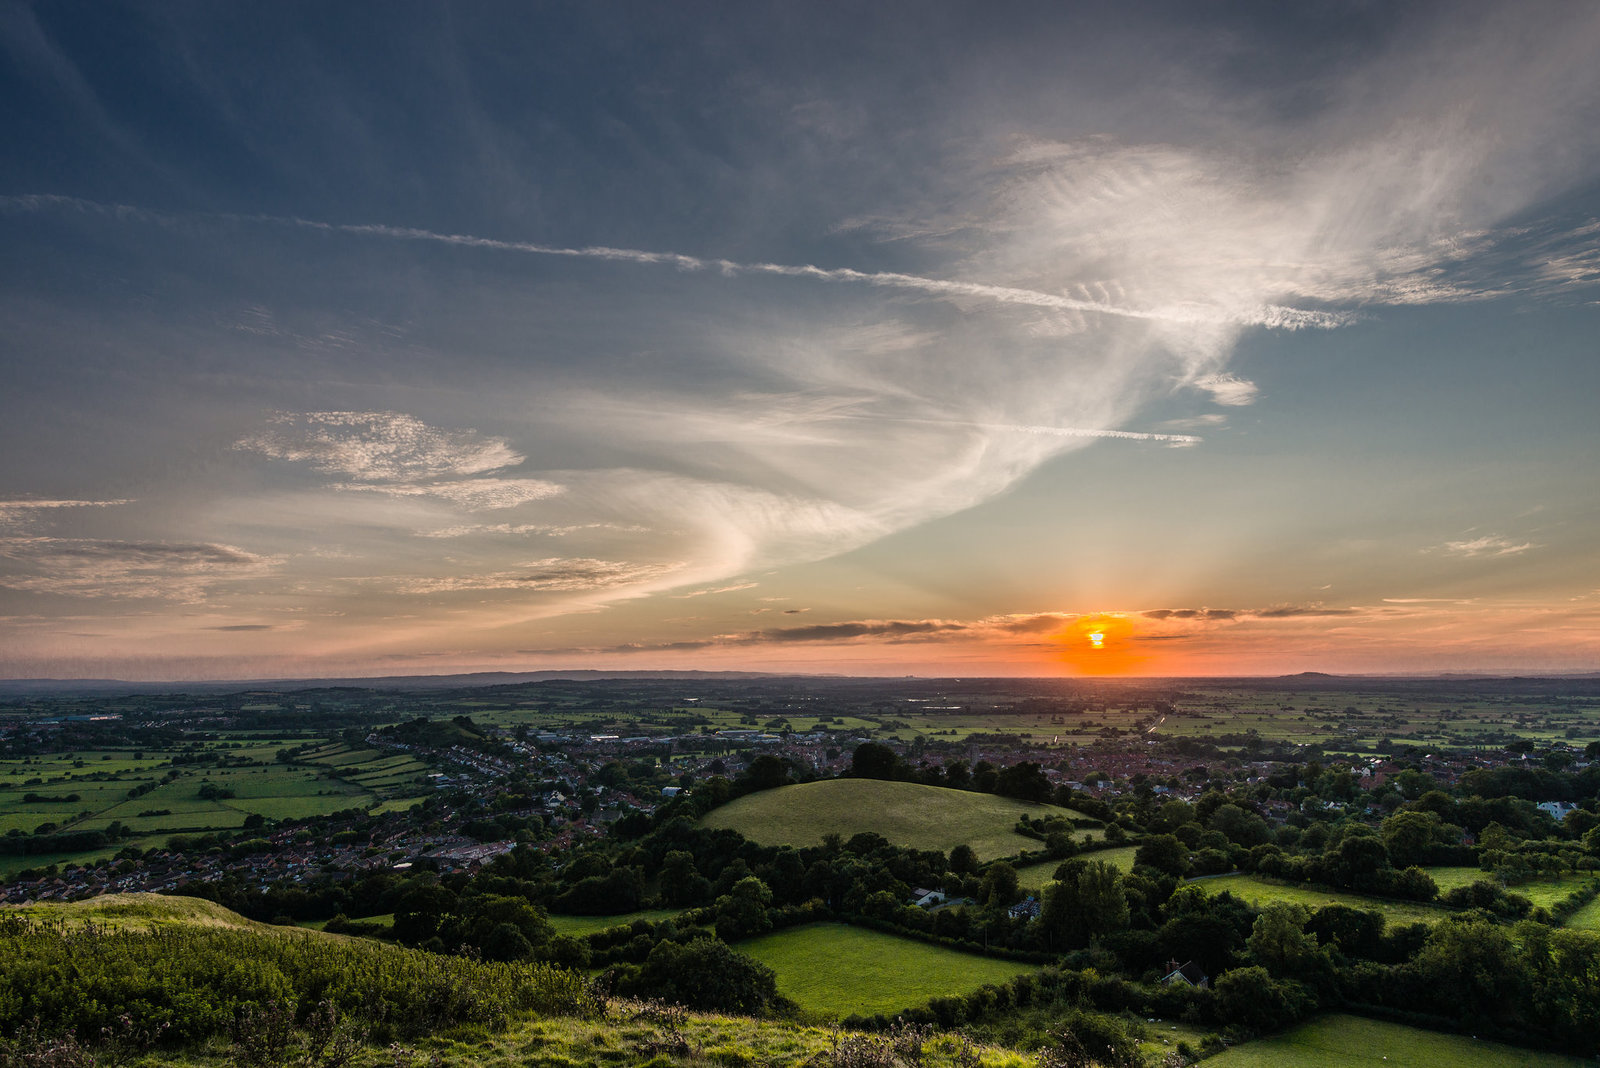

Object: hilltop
[700,778,1087,860]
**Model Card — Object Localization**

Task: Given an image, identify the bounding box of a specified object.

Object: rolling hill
[700,779,1070,860]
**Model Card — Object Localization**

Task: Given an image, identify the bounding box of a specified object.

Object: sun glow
[1052,614,1146,675]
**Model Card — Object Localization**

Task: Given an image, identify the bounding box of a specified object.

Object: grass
[2,891,309,934]
[701,779,1069,860]
[1207,1013,1590,1068]
[1014,845,1141,890]
[1191,873,1449,927]
[1564,895,1600,931]
[736,922,1038,1018]
[547,909,683,937]
[1424,867,1600,911]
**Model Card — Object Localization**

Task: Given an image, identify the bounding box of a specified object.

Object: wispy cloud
[0,538,282,600]
[236,411,522,481]
[1193,374,1259,407]
[336,477,563,510]
[395,557,682,595]
[1435,534,1535,558]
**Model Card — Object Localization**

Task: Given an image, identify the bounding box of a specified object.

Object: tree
[1214,966,1306,1033]
[980,861,1020,907]
[851,743,899,780]
[714,876,774,942]
[740,754,791,792]
[948,844,979,875]
[1135,834,1189,877]
[1246,903,1319,978]
[631,938,780,1014]
[995,762,1051,803]
[1075,859,1129,943]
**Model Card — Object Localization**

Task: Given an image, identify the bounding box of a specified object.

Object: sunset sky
[3,2,1599,680]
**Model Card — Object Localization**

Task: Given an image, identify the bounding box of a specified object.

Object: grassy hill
[5,890,305,933]
[0,893,1036,1068]
[700,779,1066,859]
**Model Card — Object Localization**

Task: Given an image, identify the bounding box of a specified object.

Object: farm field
[1565,895,1600,931]
[1015,845,1141,890]
[1191,873,1449,927]
[1207,1014,1588,1068]
[0,738,428,879]
[547,908,682,937]
[736,922,1038,1018]
[700,779,1068,860]
[1424,867,1599,911]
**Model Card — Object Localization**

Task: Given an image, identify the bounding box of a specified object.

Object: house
[1007,896,1041,920]
[661,786,683,798]
[909,887,948,908]
[1159,959,1208,989]
[1536,801,1580,822]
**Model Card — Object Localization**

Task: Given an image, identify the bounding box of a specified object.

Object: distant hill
[700,778,1076,860]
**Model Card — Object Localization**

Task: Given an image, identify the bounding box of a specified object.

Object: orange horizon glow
[1052,613,1148,675]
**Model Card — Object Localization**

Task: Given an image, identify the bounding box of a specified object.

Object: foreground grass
[1207,1014,1590,1068]
[701,780,1066,860]
[1190,873,1449,927]
[737,922,1039,1019]
[69,1005,1035,1068]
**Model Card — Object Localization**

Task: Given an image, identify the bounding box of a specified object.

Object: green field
[1191,873,1449,927]
[701,779,1066,860]
[547,908,683,937]
[737,922,1038,1018]
[1565,895,1600,931]
[1014,845,1141,889]
[1424,867,1599,911]
[1208,1014,1588,1068]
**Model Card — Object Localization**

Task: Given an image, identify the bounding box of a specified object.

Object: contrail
[2,193,1348,330]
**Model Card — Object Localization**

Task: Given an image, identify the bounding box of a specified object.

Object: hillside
[700,779,1070,859]
[0,893,1036,1068]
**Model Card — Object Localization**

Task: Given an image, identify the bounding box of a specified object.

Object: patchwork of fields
[0,739,433,872]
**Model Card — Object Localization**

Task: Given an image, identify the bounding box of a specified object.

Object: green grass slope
[4,890,308,933]
[700,779,1062,859]
[1208,1014,1590,1068]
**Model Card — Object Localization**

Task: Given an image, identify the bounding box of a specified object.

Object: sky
[2,1,1599,681]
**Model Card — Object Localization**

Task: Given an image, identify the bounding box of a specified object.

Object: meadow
[1190,873,1450,927]
[1423,866,1600,912]
[1205,1013,1590,1068]
[700,779,1071,860]
[735,922,1040,1018]
[1014,845,1141,889]
[547,908,683,937]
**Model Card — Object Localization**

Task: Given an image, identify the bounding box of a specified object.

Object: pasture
[736,922,1038,1018]
[1207,1014,1589,1068]
[1014,845,1141,889]
[1191,873,1449,927]
[546,908,683,937]
[1424,867,1599,912]
[700,779,1068,860]
[1565,895,1600,931]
